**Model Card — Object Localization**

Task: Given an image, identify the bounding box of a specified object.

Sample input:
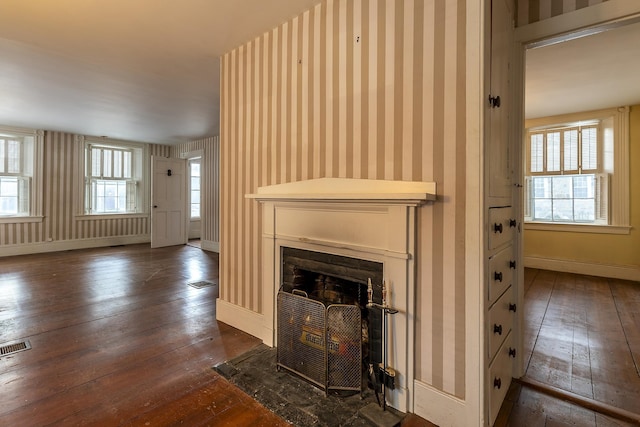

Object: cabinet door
[487,0,513,200]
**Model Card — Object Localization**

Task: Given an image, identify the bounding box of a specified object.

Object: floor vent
[0,340,31,357]
[188,280,216,289]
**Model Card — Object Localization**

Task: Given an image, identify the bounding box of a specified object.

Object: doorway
[188,156,202,242]
[518,14,640,418]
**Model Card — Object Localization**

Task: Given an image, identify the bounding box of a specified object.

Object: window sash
[0,176,30,216]
[88,146,133,179]
[87,178,137,214]
[0,138,23,175]
[525,173,607,224]
[527,124,600,176]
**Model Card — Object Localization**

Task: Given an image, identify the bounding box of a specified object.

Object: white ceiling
[0,0,321,144]
[1,2,638,144]
[525,20,640,119]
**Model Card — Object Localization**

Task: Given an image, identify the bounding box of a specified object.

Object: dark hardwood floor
[0,244,432,426]
[495,268,640,426]
[3,246,637,426]
[0,244,286,426]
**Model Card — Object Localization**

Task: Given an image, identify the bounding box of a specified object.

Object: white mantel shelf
[246,178,436,204]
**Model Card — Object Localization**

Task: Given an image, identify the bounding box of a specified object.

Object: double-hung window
[526,124,605,223]
[0,128,42,218]
[85,141,144,214]
[525,107,630,230]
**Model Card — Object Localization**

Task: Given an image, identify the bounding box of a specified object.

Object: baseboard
[524,256,640,282]
[216,298,267,342]
[201,240,219,252]
[0,235,150,258]
[413,380,467,427]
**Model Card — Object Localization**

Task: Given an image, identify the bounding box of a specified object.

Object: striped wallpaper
[0,131,173,249]
[172,136,220,245]
[220,0,468,397]
[516,0,609,26]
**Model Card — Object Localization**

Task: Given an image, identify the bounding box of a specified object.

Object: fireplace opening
[279,247,385,394]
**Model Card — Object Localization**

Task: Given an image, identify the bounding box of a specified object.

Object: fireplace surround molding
[242,178,436,413]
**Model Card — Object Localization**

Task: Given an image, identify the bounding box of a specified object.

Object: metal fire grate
[277,291,361,395]
[0,340,31,357]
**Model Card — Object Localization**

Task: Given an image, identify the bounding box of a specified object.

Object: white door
[151,156,188,248]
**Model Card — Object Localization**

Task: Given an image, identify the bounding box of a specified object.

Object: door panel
[151,156,187,248]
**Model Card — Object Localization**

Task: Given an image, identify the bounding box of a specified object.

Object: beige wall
[0,131,171,253]
[524,105,640,270]
[219,0,470,398]
[516,0,609,26]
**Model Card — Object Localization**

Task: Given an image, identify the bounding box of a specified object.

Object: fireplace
[247,178,436,412]
[278,247,385,394]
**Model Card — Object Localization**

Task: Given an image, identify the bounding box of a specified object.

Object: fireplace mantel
[246,178,436,204]
[233,177,437,413]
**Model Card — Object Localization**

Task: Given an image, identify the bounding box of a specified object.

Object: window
[189,158,201,219]
[524,107,629,231]
[526,124,604,223]
[85,141,144,214]
[0,129,42,218]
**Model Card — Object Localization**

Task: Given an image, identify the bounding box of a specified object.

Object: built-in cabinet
[485,0,519,425]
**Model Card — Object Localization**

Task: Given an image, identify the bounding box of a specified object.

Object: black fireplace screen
[277,291,361,394]
[278,247,384,394]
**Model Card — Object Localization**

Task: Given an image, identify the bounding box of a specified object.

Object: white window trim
[75,135,149,216]
[179,148,204,222]
[524,106,630,234]
[0,125,44,223]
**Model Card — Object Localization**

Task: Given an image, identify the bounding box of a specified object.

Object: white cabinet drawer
[488,286,515,360]
[488,207,515,250]
[488,245,515,303]
[488,331,515,426]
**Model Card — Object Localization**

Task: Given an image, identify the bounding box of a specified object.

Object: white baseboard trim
[201,240,219,252]
[524,256,640,282]
[413,380,467,427]
[216,298,267,342]
[0,235,150,258]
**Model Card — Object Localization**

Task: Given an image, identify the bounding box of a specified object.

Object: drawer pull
[509,219,517,228]
[493,223,503,233]
[509,347,517,358]
[494,271,503,282]
[494,377,502,389]
[509,260,517,269]
[493,324,503,335]
[509,303,517,312]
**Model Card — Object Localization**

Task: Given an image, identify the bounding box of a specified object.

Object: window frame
[0,126,44,223]
[524,107,630,234]
[80,137,149,217]
[189,157,201,220]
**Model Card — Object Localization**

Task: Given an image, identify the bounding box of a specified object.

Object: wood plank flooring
[0,244,432,426]
[495,268,640,426]
[3,246,637,426]
[0,244,287,426]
